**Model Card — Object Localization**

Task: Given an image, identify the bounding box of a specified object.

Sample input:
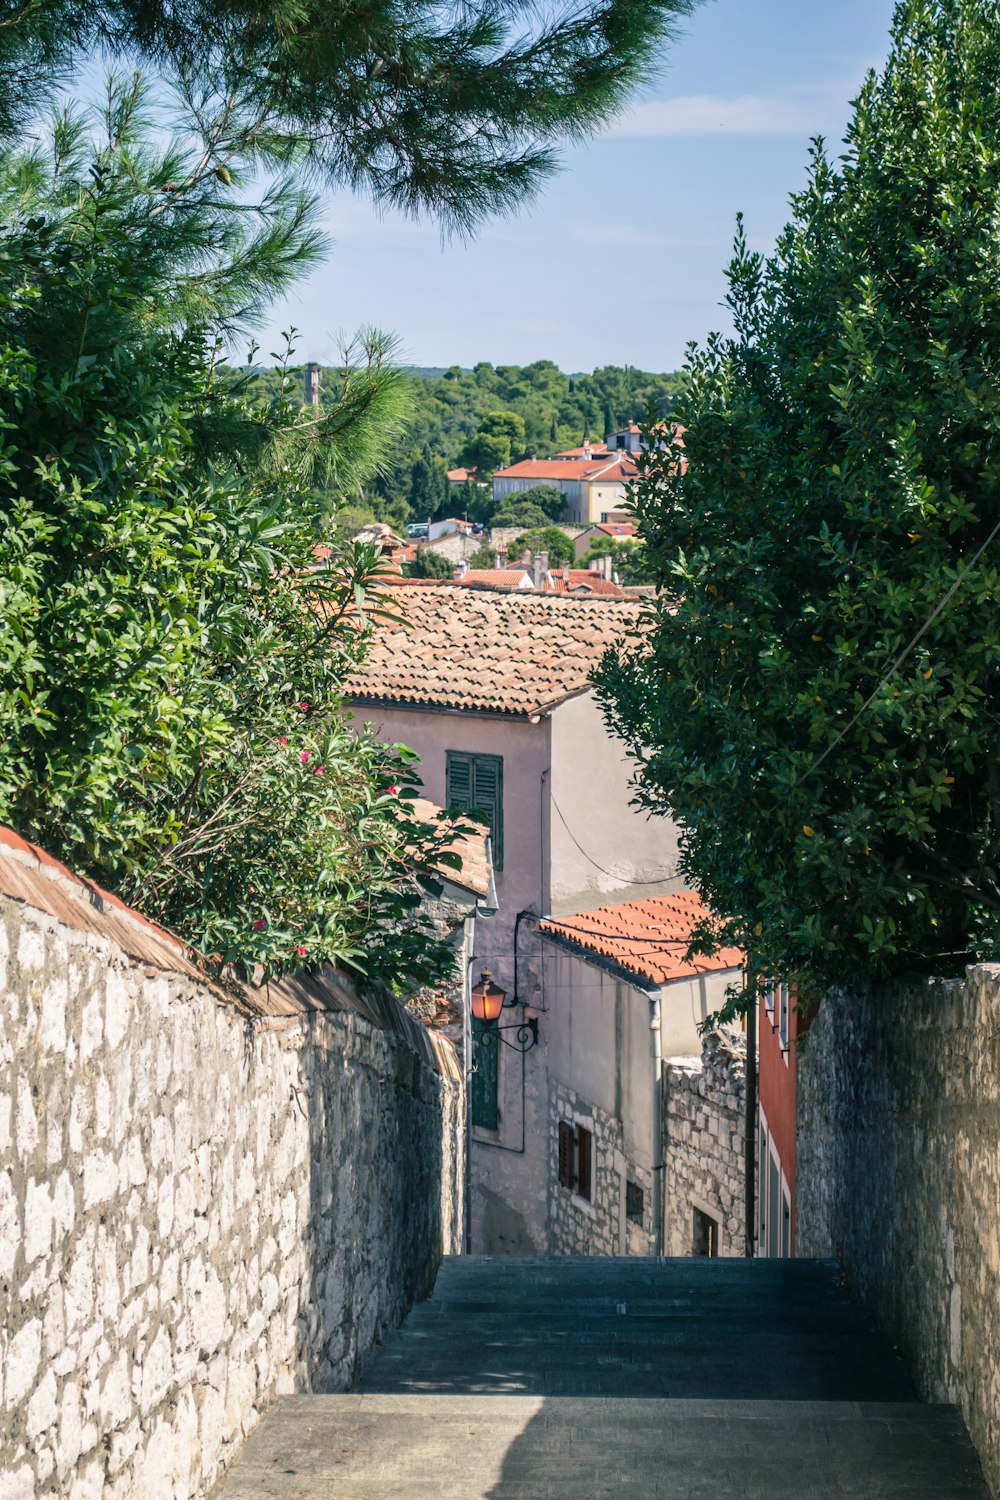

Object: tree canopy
[597,0,1000,998]
[0,81,460,988]
[0,0,698,231]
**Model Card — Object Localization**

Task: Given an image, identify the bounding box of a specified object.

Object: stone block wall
[0,844,464,1499]
[796,965,1000,1497]
[663,1030,746,1257]
[546,1082,652,1256]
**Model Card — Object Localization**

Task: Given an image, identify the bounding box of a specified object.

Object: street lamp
[470,970,538,1052]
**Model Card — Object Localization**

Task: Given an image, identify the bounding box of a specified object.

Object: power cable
[801,513,1000,784]
[549,788,681,886]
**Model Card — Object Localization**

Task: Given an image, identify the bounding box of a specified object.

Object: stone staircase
[213,1256,991,1498]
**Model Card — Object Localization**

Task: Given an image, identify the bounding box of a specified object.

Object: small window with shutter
[446,751,504,870]
[557,1120,593,1202]
[575,1125,593,1202]
[557,1121,574,1189]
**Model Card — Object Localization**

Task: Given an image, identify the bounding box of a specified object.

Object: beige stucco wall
[548,690,683,914]
[346,702,553,1255]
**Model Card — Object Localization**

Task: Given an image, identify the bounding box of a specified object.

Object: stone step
[213,1394,992,1499]
[359,1256,915,1401]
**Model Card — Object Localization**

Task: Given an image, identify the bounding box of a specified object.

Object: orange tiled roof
[346,583,642,716]
[594,521,638,538]
[545,570,627,597]
[555,443,609,458]
[495,456,638,483]
[458,568,535,589]
[540,892,745,987]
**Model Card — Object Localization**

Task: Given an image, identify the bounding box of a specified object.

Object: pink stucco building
[345,580,684,1253]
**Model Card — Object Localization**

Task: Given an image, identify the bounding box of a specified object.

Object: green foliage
[596,0,1000,991]
[405,548,456,579]
[511,526,575,567]
[0,81,459,989]
[0,0,699,231]
[459,409,527,476]
[506,484,567,520]
[583,537,654,583]
[490,498,553,529]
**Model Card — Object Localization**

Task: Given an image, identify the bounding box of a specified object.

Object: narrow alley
[213,1255,990,1498]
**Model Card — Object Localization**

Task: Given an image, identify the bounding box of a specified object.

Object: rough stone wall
[546,1081,651,1255]
[796,965,1000,1497]
[0,885,464,1499]
[663,1030,746,1257]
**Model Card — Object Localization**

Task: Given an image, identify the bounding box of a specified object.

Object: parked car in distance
[407,523,430,538]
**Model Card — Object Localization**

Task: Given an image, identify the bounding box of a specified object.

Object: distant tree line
[241,359,686,528]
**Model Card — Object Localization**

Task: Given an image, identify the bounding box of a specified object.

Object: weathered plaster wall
[548,690,682,913]
[546,1080,652,1256]
[796,965,1000,1496]
[0,868,463,1499]
[663,1030,746,1258]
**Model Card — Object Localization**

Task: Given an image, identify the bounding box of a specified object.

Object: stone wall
[663,1030,746,1257]
[546,1081,652,1256]
[796,965,1000,1497]
[0,834,464,1499]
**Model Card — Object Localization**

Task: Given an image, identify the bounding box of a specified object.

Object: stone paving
[213,1255,992,1498]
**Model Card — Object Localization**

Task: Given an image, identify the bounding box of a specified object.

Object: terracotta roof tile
[347,582,643,716]
[495,456,638,482]
[540,892,745,988]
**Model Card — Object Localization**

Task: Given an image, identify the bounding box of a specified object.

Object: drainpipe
[745,987,757,1258]
[650,993,664,1256]
[463,914,475,1255]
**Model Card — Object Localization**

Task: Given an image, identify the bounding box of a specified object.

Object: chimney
[588,556,601,573]
[455,560,469,580]
[583,441,592,460]
[305,361,321,413]
[532,551,549,589]
[493,546,508,570]
[602,552,613,581]
[562,561,570,583]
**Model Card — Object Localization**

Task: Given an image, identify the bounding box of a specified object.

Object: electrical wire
[549,788,681,886]
[801,512,1000,784]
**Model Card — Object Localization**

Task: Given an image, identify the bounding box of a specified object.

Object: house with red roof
[344,581,684,1254]
[492,454,638,525]
[535,892,744,1257]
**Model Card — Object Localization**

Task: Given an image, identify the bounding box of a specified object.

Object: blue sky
[257,0,900,374]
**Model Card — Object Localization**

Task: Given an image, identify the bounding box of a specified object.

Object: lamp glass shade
[471,971,506,1024]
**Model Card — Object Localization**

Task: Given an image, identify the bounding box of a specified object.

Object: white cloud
[607,92,840,138]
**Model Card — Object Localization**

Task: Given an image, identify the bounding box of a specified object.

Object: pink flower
[298,701,309,712]
[387,784,399,796]
[253,919,266,932]
[278,736,287,747]
[314,764,325,775]
[296,945,307,957]
[299,750,311,763]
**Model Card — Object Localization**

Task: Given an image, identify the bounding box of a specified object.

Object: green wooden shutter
[471,1019,499,1130]
[446,752,473,812]
[446,752,504,870]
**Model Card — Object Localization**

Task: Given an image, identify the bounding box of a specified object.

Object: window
[626,1179,644,1225]
[557,1120,593,1202]
[693,1208,719,1257]
[471,1018,498,1130]
[446,751,504,870]
[763,981,775,1015]
[777,982,790,1056]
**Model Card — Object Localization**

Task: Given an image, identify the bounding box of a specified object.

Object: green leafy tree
[511,526,575,567]
[459,409,527,476]
[504,484,566,520]
[405,547,456,578]
[0,82,459,988]
[0,0,698,230]
[583,536,653,583]
[597,0,1000,996]
[490,498,552,528]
